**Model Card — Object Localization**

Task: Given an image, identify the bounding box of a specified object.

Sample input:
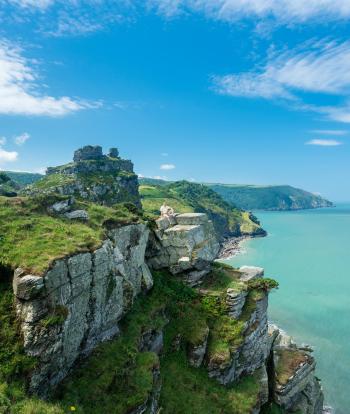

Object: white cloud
[0,148,18,162]
[160,164,176,170]
[0,136,6,146]
[305,139,343,146]
[150,0,350,24]
[153,175,168,180]
[310,130,348,136]
[0,39,95,116]
[14,132,30,145]
[214,41,350,100]
[214,40,350,123]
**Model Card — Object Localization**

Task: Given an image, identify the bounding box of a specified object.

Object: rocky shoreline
[219,233,266,260]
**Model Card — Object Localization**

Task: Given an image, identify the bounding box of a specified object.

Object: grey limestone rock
[147,213,220,285]
[239,266,264,282]
[64,209,89,221]
[187,325,209,368]
[73,145,104,162]
[15,223,153,395]
[13,274,44,301]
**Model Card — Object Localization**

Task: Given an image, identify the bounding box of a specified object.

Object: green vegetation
[0,270,37,413]
[0,195,141,274]
[206,184,333,211]
[40,305,69,328]
[160,352,262,414]
[28,173,75,192]
[4,171,43,188]
[0,264,277,413]
[140,180,265,239]
[0,172,18,197]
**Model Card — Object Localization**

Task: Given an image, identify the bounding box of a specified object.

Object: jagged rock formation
[205,267,269,386]
[0,145,329,413]
[269,325,324,413]
[14,223,152,395]
[24,145,141,208]
[147,213,220,286]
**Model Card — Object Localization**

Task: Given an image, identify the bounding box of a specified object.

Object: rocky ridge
[0,145,329,413]
[24,145,140,208]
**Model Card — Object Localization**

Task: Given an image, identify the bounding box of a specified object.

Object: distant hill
[4,171,43,187]
[139,178,333,211]
[206,184,333,211]
[140,180,266,240]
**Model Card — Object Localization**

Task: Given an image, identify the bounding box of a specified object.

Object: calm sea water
[225,204,350,413]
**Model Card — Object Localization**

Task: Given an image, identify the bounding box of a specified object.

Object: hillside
[0,172,19,197]
[4,171,43,187]
[140,180,265,239]
[205,184,333,211]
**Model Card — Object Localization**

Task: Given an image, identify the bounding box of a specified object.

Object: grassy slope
[0,266,278,414]
[207,184,333,211]
[140,181,264,238]
[0,195,141,275]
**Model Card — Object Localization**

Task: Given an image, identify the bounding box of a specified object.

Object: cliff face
[147,213,220,286]
[24,145,141,208]
[13,223,152,395]
[0,147,327,413]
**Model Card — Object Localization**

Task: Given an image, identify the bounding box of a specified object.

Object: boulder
[13,273,44,300]
[239,266,264,282]
[48,197,74,214]
[64,210,89,221]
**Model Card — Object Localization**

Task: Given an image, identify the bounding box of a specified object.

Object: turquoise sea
[225,204,350,414]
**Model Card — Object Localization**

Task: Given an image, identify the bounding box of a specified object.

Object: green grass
[28,174,75,191]
[0,195,141,274]
[0,271,37,412]
[160,352,262,414]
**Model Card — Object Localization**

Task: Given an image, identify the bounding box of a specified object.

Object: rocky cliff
[24,145,141,208]
[0,146,328,413]
[13,223,152,395]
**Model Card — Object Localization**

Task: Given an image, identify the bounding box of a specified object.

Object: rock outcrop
[24,145,141,208]
[14,223,152,395]
[269,325,324,413]
[206,267,270,386]
[147,213,220,286]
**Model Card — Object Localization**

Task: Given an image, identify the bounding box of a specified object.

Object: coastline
[218,235,251,260]
[218,232,267,260]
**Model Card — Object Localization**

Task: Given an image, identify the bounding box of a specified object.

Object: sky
[0,1,350,201]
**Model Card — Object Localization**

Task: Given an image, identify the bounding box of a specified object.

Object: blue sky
[0,1,350,200]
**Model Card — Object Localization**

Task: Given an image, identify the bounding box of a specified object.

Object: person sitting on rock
[160,202,174,218]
